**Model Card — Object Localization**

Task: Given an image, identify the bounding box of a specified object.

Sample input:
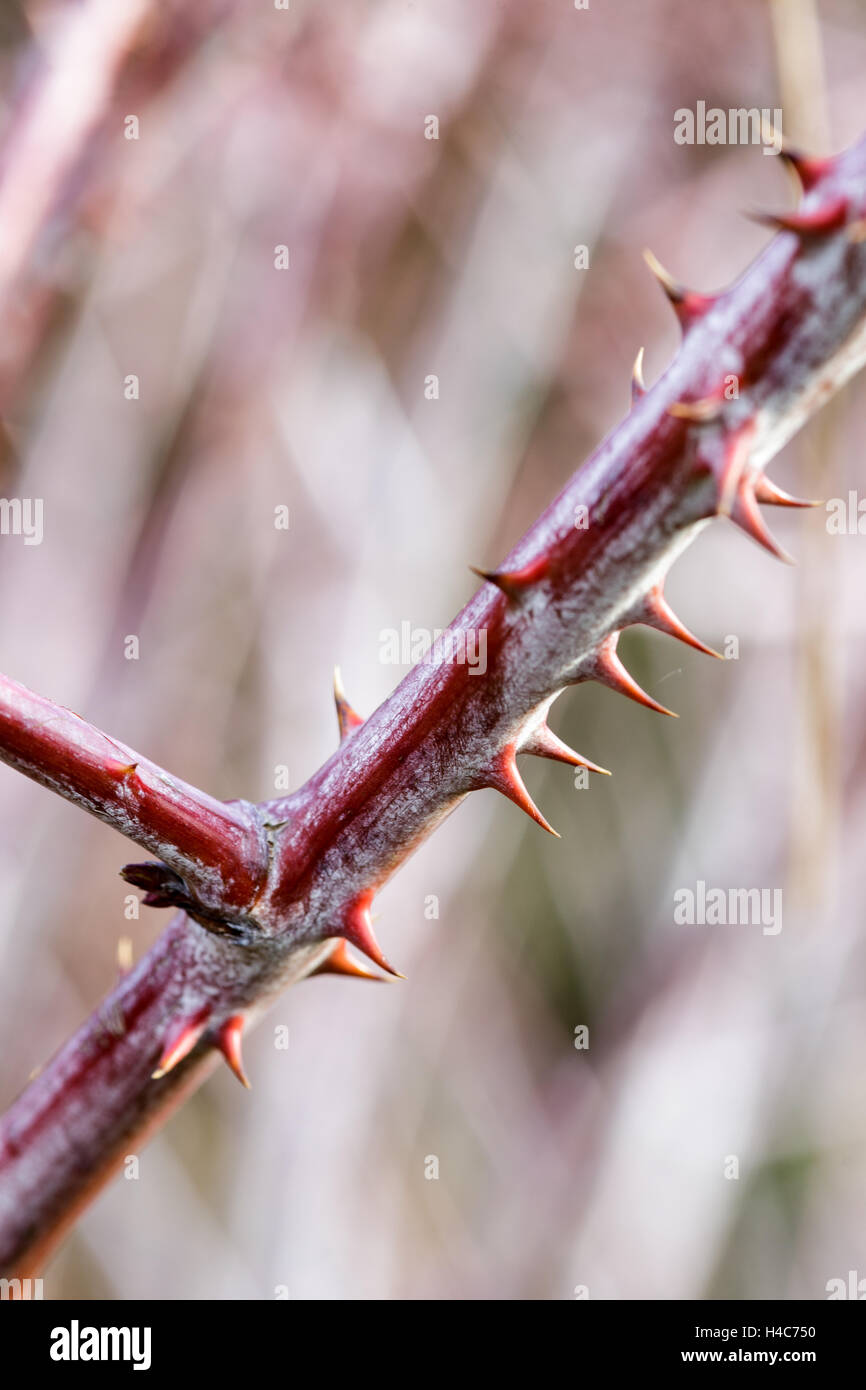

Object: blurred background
[0,0,865,1299]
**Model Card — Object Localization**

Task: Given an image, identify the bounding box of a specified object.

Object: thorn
[521,723,610,775]
[636,585,722,658]
[333,666,363,742]
[216,1015,251,1088]
[668,396,724,423]
[760,120,831,194]
[631,347,646,405]
[714,420,792,561]
[747,197,848,237]
[848,219,866,244]
[116,936,134,973]
[753,475,821,508]
[642,249,715,330]
[152,1009,210,1080]
[583,633,678,717]
[642,248,681,302]
[782,151,831,193]
[715,419,755,514]
[470,555,549,604]
[342,894,405,978]
[484,746,560,835]
[310,939,385,981]
[729,481,794,564]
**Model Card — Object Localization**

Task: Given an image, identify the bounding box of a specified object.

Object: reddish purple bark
[3,133,866,1275]
[0,675,268,919]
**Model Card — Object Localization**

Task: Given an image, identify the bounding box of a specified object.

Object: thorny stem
[0,674,268,922]
[3,133,866,1276]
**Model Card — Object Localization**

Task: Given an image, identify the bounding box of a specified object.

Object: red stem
[0,674,268,920]
[3,134,866,1275]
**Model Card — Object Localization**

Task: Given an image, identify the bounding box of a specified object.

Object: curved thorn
[310,940,385,981]
[636,585,722,659]
[715,419,757,519]
[470,555,549,604]
[521,723,611,776]
[747,197,847,237]
[643,247,683,301]
[642,249,715,329]
[762,125,833,194]
[730,484,794,564]
[753,475,821,508]
[584,633,678,717]
[152,1010,211,1080]
[343,895,405,978]
[216,1015,251,1089]
[333,666,363,742]
[782,151,831,192]
[486,746,560,836]
[631,346,646,405]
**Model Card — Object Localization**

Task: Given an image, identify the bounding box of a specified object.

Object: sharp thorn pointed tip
[643,250,712,327]
[643,247,682,300]
[487,749,560,835]
[757,121,831,192]
[778,145,834,194]
[470,557,548,602]
[639,586,722,659]
[343,903,404,978]
[747,199,847,237]
[730,511,794,564]
[333,666,363,741]
[753,474,821,508]
[521,723,610,776]
[730,482,796,563]
[152,1010,210,1081]
[217,1015,251,1089]
[311,940,386,981]
[586,636,677,717]
[631,346,646,404]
